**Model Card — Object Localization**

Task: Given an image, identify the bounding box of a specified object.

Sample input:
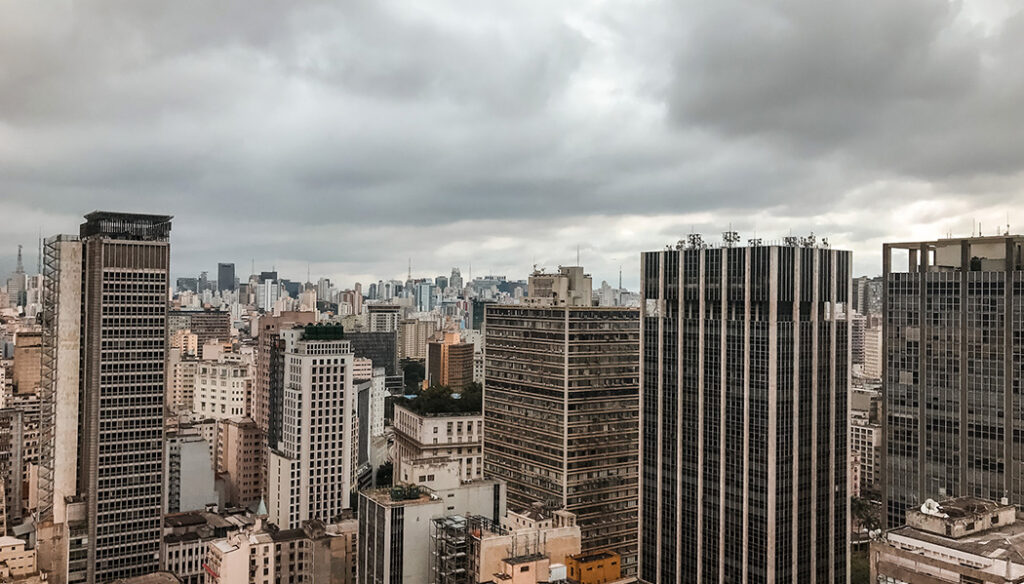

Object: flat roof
[890,511,1024,561]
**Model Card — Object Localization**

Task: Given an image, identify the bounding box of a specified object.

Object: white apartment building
[393,403,482,482]
[357,468,505,584]
[268,328,357,529]
[851,420,882,495]
[193,355,253,420]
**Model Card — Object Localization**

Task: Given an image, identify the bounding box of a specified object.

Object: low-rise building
[357,472,506,584]
[393,402,482,483]
[0,535,36,578]
[203,518,356,584]
[432,507,581,584]
[871,497,1024,583]
[161,511,251,584]
[565,550,621,584]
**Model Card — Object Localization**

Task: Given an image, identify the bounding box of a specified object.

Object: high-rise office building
[882,235,1024,528]
[449,268,463,294]
[470,299,494,331]
[38,212,171,584]
[415,281,434,312]
[254,312,317,440]
[639,241,850,583]
[426,331,474,391]
[484,267,640,574]
[217,262,235,292]
[267,325,357,529]
[6,245,27,308]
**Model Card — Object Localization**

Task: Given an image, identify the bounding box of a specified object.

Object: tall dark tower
[217,262,236,292]
[39,212,171,584]
[882,235,1024,528]
[639,238,850,583]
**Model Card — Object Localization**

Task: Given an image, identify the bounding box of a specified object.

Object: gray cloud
[1,0,1023,288]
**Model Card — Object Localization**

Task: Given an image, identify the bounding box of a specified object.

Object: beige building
[216,417,264,508]
[871,497,1024,583]
[523,266,592,307]
[12,329,41,396]
[862,324,882,380]
[169,329,199,357]
[426,331,474,391]
[193,355,253,420]
[204,518,356,584]
[0,535,36,578]
[399,317,437,360]
[393,403,482,483]
[166,348,198,414]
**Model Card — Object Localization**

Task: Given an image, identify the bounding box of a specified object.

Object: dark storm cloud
[1,0,1023,286]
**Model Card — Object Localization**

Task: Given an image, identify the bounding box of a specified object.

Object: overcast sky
[2,0,1023,288]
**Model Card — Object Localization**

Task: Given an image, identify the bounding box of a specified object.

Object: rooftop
[110,572,182,584]
[80,211,172,241]
[571,550,620,564]
[361,486,436,507]
[889,513,1024,563]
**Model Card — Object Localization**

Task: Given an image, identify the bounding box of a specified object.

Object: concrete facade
[39,213,172,583]
[216,417,264,508]
[268,329,357,529]
[484,300,639,573]
[393,404,482,483]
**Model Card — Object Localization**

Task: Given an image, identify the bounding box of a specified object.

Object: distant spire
[408,258,412,281]
[15,244,23,274]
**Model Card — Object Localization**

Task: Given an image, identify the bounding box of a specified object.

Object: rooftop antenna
[576,244,580,266]
[251,258,255,276]
[37,228,42,274]
[407,258,412,281]
[306,263,310,285]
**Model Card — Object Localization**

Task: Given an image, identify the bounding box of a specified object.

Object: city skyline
[0,223,948,294]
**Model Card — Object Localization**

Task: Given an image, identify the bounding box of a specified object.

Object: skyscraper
[267,324,358,529]
[484,266,640,574]
[882,235,1024,528]
[6,244,27,308]
[426,331,474,391]
[217,262,235,292]
[639,240,850,583]
[449,267,463,293]
[39,212,171,584]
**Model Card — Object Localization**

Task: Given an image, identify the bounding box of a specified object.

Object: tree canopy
[402,382,482,415]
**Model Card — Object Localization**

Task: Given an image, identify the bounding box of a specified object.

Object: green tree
[852,496,881,532]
